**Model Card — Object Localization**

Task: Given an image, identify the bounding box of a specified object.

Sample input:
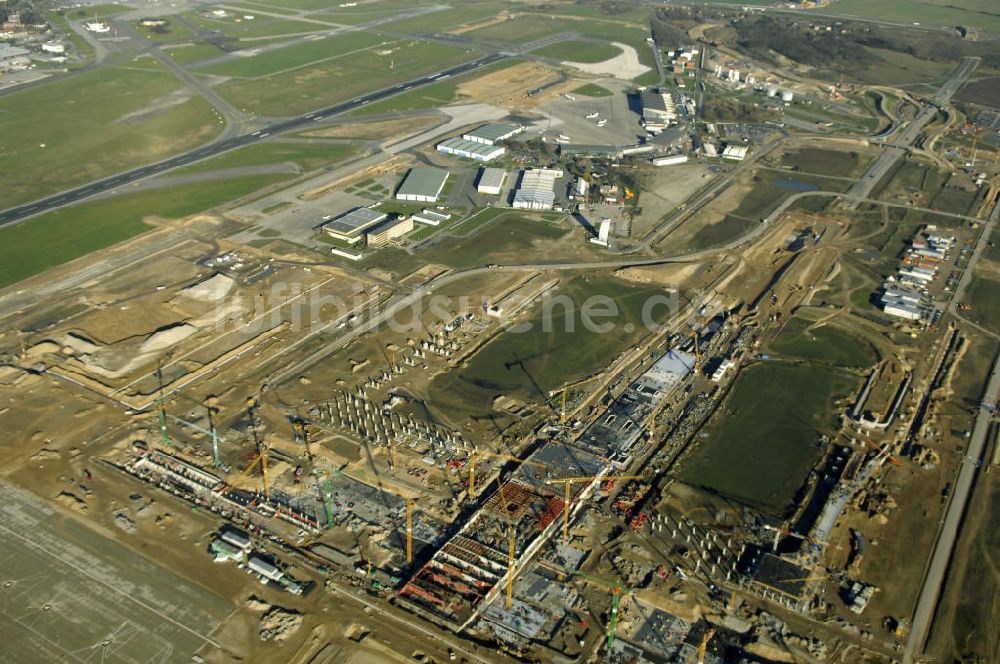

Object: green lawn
[215,40,476,116]
[679,362,857,515]
[429,274,673,414]
[572,83,614,98]
[766,313,879,368]
[531,40,622,63]
[172,141,361,174]
[0,63,220,208]
[451,207,508,236]
[379,3,505,32]
[422,215,567,268]
[466,14,566,43]
[137,18,197,42]
[778,148,867,178]
[0,175,284,288]
[181,10,326,40]
[165,43,228,65]
[813,0,1000,36]
[197,31,387,77]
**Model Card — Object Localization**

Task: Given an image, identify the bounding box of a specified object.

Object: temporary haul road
[0,52,507,227]
[903,188,1000,664]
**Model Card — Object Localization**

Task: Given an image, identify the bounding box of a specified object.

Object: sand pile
[139,323,198,353]
[179,273,235,302]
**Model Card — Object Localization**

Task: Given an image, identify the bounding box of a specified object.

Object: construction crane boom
[545,476,644,542]
[467,450,546,499]
[406,499,414,564]
[549,373,606,425]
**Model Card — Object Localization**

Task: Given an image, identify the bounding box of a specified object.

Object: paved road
[268,187,832,387]
[904,188,1000,663]
[846,57,979,204]
[0,52,507,227]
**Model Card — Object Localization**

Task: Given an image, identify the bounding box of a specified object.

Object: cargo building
[395,167,450,203]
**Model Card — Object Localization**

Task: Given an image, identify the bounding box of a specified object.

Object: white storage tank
[781,90,795,102]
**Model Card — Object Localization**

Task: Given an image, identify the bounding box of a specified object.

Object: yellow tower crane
[406,498,414,564]
[548,373,607,425]
[241,395,271,499]
[241,444,271,500]
[545,475,645,542]
[492,483,518,610]
[376,484,417,565]
[692,627,716,664]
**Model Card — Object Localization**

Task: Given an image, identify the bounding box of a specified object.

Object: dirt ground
[455,61,582,111]
[299,116,441,142]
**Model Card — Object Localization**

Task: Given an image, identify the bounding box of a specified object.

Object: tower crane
[548,373,607,425]
[692,627,716,664]
[241,395,271,499]
[545,475,645,542]
[690,329,702,372]
[545,561,630,649]
[241,442,271,499]
[495,482,518,610]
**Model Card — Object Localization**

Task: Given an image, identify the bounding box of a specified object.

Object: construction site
[1,3,999,662]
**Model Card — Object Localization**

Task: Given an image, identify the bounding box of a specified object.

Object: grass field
[927,475,1000,662]
[318,0,425,22]
[0,62,220,208]
[214,40,475,116]
[0,175,283,288]
[572,83,613,97]
[778,147,868,178]
[197,31,387,77]
[66,3,128,18]
[766,313,879,367]
[181,10,324,40]
[679,362,857,515]
[813,0,1000,36]
[964,275,1000,331]
[166,42,227,65]
[451,207,508,236]
[379,4,505,32]
[531,40,622,63]
[429,274,672,414]
[957,75,1000,107]
[342,59,518,117]
[465,14,565,43]
[684,215,757,252]
[137,17,197,42]
[422,215,567,268]
[173,141,361,174]
[853,47,962,86]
